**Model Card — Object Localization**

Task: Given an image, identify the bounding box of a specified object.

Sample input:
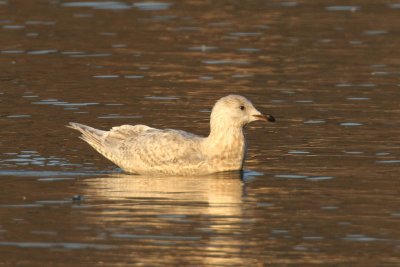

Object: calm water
[1,0,399,266]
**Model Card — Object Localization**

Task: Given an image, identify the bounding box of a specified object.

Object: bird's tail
[68,122,131,171]
[67,122,106,147]
[67,121,119,161]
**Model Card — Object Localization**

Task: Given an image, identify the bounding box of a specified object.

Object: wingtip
[67,122,81,130]
[66,122,74,128]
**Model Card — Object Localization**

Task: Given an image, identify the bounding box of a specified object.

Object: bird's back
[69,122,208,175]
[117,127,208,174]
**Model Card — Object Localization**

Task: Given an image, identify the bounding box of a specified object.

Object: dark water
[1,1,399,266]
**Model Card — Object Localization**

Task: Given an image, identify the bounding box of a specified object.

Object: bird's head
[210,95,275,128]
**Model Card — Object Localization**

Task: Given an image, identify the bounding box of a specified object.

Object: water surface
[0,0,399,266]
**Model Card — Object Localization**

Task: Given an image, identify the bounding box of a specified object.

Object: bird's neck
[205,121,246,153]
[203,121,246,173]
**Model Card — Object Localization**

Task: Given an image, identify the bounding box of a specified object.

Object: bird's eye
[240,105,245,110]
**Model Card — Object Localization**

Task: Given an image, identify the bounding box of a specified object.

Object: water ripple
[133,2,172,11]
[0,241,116,250]
[325,6,359,12]
[62,1,132,10]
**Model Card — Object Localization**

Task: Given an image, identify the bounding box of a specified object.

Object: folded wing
[68,122,206,174]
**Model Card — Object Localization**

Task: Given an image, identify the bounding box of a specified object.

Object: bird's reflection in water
[80,171,259,266]
[83,170,245,214]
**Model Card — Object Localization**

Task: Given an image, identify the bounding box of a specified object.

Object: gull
[68,95,275,175]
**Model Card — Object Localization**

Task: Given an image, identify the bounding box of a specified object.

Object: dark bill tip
[253,114,276,123]
[266,114,275,122]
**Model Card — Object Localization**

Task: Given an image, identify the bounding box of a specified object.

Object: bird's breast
[204,131,246,172]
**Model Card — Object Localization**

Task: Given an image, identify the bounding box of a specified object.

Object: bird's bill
[253,114,275,122]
